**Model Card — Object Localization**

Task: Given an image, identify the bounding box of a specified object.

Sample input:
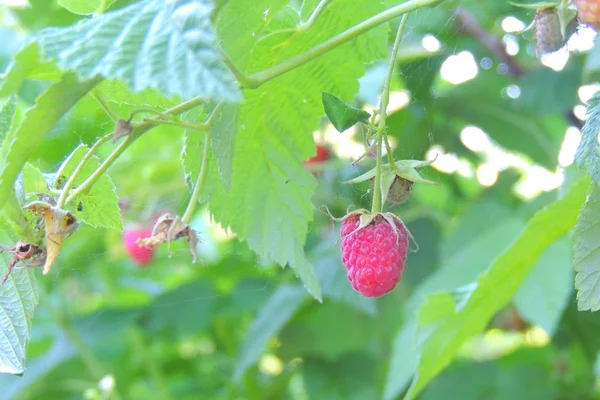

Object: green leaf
[573,184,600,311]
[0,98,16,138]
[182,129,205,192]
[514,238,572,335]
[0,218,39,374]
[322,92,371,132]
[22,163,50,196]
[37,0,240,101]
[404,177,589,400]
[0,73,100,210]
[209,104,238,190]
[575,91,600,183]
[58,0,117,15]
[0,43,62,97]
[210,0,388,300]
[57,145,122,230]
[234,284,307,379]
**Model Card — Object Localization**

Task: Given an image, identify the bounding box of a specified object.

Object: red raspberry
[122,227,155,266]
[574,0,600,29]
[304,144,329,165]
[340,214,408,297]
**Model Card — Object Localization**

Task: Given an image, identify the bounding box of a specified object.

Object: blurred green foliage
[1,0,600,399]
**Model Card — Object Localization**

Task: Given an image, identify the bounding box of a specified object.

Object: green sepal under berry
[343,159,438,185]
[336,209,416,249]
[322,92,371,133]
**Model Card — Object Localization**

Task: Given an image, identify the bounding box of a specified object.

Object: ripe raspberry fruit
[304,144,329,165]
[340,213,409,297]
[122,227,155,266]
[574,0,600,29]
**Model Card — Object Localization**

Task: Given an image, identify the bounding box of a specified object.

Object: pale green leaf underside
[574,184,600,311]
[210,0,388,300]
[209,104,238,190]
[0,218,39,374]
[0,74,100,210]
[404,177,589,400]
[37,0,240,101]
[575,91,600,182]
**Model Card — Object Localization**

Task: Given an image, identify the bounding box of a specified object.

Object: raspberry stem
[181,103,224,224]
[371,14,409,214]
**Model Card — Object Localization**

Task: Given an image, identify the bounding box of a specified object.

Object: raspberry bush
[0,0,600,399]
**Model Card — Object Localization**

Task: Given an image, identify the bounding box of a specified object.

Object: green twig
[371,135,384,214]
[300,0,333,31]
[245,0,444,88]
[141,117,208,131]
[65,97,206,205]
[181,131,210,223]
[56,133,113,208]
[90,90,118,121]
[371,14,409,214]
[179,103,223,224]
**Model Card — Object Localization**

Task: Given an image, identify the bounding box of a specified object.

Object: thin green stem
[181,131,210,223]
[378,14,408,131]
[128,106,166,120]
[371,135,383,214]
[246,0,444,88]
[371,14,409,214]
[129,327,174,400]
[65,97,206,205]
[142,117,208,131]
[56,133,112,208]
[299,0,333,31]
[222,52,255,88]
[384,134,397,171]
[91,90,118,121]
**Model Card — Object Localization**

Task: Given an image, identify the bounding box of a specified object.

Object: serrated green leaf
[58,0,117,15]
[57,145,122,229]
[573,184,600,311]
[234,284,307,379]
[37,0,240,101]
[0,43,61,97]
[403,177,589,400]
[322,92,370,133]
[210,0,388,300]
[22,163,50,196]
[575,91,600,183]
[74,175,122,230]
[0,98,15,139]
[0,73,100,210]
[209,104,238,190]
[0,217,39,374]
[182,130,205,192]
